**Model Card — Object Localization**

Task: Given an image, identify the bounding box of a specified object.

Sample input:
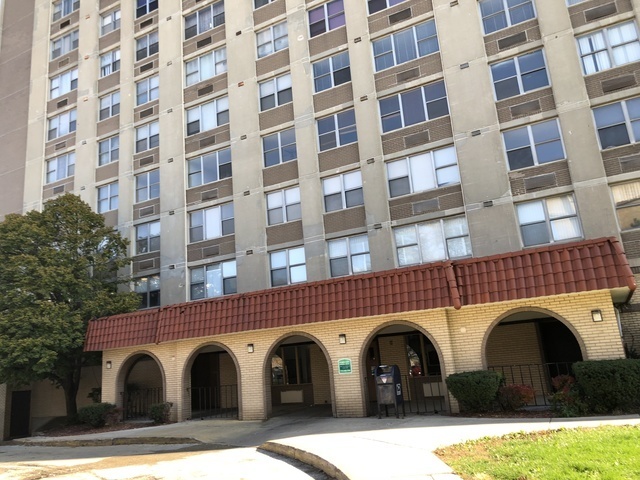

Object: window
[322,171,363,212]
[368,0,406,15]
[379,80,448,133]
[136,75,159,105]
[46,152,75,184]
[185,1,225,39]
[50,68,78,99]
[503,119,564,170]
[136,0,158,18]
[309,0,345,38]
[578,22,640,75]
[52,0,79,21]
[185,47,227,86]
[328,235,371,277]
[480,0,535,35]
[136,121,159,152]
[270,247,306,286]
[101,9,121,36]
[313,51,351,92]
[189,203,234,242]
[259,74,292,111]
[136,221,160,254]
[135,275,160,309]
[317,108,357,151]
[99,136,119,166]
[567,0,585,4]
[97,182,118,213]
[48,109,77,140]
[593,97,640,149]
[394,216,471,266]
[135,169,160,203]
[373,20,439,72]
[612,181,640,231]
[186,97,229,136]
[255,0,275,8]
[50,30,78,60]
[257,21,288,58]
[267,187,301,225]
[100,49,121,77]
[136,31,158,61]
[263,128,297,167]
[387,146,459,198]
[491,49,549,101]
[190,260,237,299]
[99,91,120,120]
[187,148,232,188]
[517,195,581,246]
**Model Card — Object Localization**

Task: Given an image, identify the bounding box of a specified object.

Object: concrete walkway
[16,413,640,480]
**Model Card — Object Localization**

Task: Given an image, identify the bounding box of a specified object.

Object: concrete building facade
[4,0,640,434]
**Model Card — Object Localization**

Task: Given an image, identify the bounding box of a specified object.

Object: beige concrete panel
[466,203,523,258]
[574,183,620,239]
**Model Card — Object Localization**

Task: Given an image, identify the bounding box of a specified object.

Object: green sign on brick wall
[338,358,352,374]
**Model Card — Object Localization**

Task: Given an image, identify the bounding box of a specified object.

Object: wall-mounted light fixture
[339,334,347,345]
[106,361,112,369]
[591,309,603,322]
[247,343,254,353]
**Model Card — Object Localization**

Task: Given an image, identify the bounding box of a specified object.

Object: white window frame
[257,21,288,58]
[317,108,358,151]
[611,181,640,231]
[135,275,160,309]
[185,1,225,40]
[312,51,351,93]
[186,97,229,136]
[98,135,119,166]
[136,31,158,61]
[190,260,237,300]
[99,91,120,121]
[185,47,227,86]
[100,9,121,36]
[593,97,640,150]
[263,128,297,167]
[267,187,301,225]
[97,182,119,213]
[328,234,371,277]
[50,68,78,99]
[577,21,640,75]
[516,195,582,247]
[386,146,460,198]
[372,19,439,72]
[136,75,159,106]
[100,49,121,77]
[479,0,536,35]
[255,0,275,8]
[135,169,160,203]
[379,80,449,133]
[259,74,293,111]
[187,148,232,188]
[46,152,75,184]
[47,109,77,141]
[189,203,235,242]
[136,0,158,19]
[50,30,79,60]
[322,171,364,212]
[502,119,565,171]
[135,220,160,254]
[52,0,79,21]
[490,49,549,101]
[566,0,585,4]
[367,0,406,15]
[270,246,307,286]
[394,216,472,266]
[136,121,160,153]
[309,0,345,38]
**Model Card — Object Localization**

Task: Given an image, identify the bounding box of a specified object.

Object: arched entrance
[362,323,446,416]
[265,334,334,418]
[117,353,164,420]
[484,309,584,406]
[185,344,239,419]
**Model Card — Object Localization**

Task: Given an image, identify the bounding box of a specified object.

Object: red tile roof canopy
[85,238,636,351]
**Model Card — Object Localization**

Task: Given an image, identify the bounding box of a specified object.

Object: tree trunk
[61,367,81,417]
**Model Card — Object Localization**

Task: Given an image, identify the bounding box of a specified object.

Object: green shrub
[551,375,588,417]
[446,370,503,412]
[572,359,640,413]
[149,402,173,424]
[498,384,535,411]
[77,403,118,428]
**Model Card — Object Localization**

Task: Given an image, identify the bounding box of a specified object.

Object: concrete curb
[259,441,349,480]
[11,437,201,447]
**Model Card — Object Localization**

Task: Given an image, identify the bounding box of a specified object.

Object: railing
[489,362,575,406]
[367,374,446,416]
[121,387,163,420]
[189,385,238,419]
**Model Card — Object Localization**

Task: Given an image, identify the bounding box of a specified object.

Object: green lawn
[435,425,640,480]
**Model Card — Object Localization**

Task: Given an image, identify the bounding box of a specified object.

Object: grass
[435,425,640,480]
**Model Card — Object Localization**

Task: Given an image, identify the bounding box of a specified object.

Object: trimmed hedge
[78,403,118,428]
[149,402,173,424]
[498,384,535,411]
[572,359,640,413]
[446,370,503,412]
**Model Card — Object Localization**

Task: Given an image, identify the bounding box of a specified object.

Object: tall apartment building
[4,0,640,433]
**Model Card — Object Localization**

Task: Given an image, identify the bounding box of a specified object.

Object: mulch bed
[37,422,157,437]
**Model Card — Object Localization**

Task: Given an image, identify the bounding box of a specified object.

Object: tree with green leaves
[0,194,140,416]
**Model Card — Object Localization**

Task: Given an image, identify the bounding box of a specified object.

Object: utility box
[374,365,405,419]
